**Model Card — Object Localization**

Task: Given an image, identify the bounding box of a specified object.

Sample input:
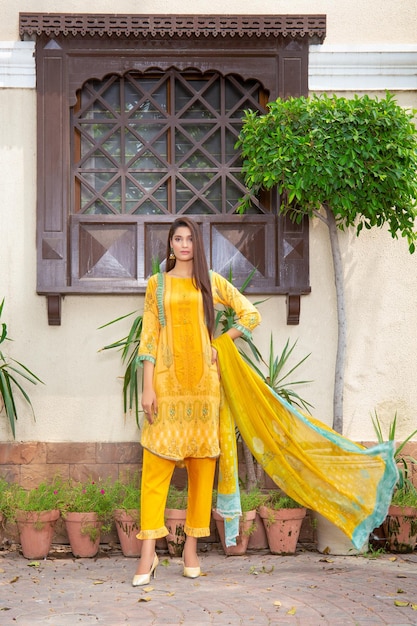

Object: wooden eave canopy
[19,13,326,42]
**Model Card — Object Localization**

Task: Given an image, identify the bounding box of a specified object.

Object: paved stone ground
[0,545,417,626]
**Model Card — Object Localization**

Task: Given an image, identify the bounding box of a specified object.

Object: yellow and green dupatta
[213,333,398,549]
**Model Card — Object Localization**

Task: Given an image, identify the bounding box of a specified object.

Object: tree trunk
[324,205,347,434]
[242,440,258,490]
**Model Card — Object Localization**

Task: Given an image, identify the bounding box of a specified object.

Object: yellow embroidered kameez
[138,271,261,461]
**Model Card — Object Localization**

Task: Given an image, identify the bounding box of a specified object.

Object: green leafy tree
[237,93,417,432]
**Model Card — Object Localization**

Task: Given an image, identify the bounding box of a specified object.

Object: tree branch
[312,208,328,225]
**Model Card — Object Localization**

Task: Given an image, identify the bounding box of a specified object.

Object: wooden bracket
[286,294,300,325]
[47,295,62,326]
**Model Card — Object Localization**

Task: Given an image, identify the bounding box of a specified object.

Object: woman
[132,216,261,586]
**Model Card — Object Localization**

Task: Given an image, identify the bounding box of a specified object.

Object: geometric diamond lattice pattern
[74,71,265,216]
[283,237,304,261]
[79,225,137,279]
[42,237,64,260]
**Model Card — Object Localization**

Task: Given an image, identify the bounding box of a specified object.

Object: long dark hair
[166,217,215,337]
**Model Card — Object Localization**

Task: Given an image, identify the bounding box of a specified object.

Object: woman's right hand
[141,387,158,424]
[142,360,157,423]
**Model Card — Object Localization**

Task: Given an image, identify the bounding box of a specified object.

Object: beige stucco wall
[1,1,417,444]
[1,0,417,44]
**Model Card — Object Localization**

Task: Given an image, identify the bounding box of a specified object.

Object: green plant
[0,477,12,520]
[240,488,267,513]
[263,490,303,511]
[391,487,417,508]
[371,411,417,507]
[60,478,115,534]
[362,544,386,559]
[0,298,43,438]
[239,489,267,537]
[0,478,63,528]
[261,490,304,529]
[99,311,143,427]
[238,93,417,433]
[11,479,64,513]
[165,485,188,509]
[113,472,141,512]
[240,335,313,413]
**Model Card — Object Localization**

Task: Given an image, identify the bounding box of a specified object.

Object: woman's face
[170,226,194,262]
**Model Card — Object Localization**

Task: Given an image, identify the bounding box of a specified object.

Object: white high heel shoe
[183,565,201,579]
[132,553,159,587]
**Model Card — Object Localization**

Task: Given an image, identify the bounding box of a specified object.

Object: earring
[169,248,175,260]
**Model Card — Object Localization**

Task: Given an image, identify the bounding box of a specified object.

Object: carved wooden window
[72,71,265,216]
[19,13,326,325]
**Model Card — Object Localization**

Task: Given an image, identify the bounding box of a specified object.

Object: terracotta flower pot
[64,511,101,558]
[385,504,417,553]
[114,509,142,557]
[16,509,60,559]
[247,511,269,550]
[165,508,187,557]
[259,505,306,555]
[212,509,256,555]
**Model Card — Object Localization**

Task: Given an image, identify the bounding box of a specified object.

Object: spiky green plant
[371,410,417,505]
[0,298,43,438]
[241,335,313,413]
[99,311,143,427]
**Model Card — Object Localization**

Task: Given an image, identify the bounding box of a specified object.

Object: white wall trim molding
[0,42,35,88]
[1,41,416,93]
[309,44,417,92]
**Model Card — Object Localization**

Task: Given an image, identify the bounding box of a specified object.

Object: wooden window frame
[19,13,326,325]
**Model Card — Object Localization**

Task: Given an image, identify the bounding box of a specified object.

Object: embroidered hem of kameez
[136,526,168,540]
[184,524,211,538]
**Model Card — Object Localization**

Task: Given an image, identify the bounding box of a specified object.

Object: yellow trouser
[138,449,217,540]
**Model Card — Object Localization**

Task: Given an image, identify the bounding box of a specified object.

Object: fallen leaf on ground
[397,588,405,594]
[93,580,105,585]
[9,576,19,584]
[138,596,152,602]
[287,606,297,615]
[142,585,154,592]
[389,557,397,562]
[394,600,409,607]
[27,561,40,568]
[273,601,282,607]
